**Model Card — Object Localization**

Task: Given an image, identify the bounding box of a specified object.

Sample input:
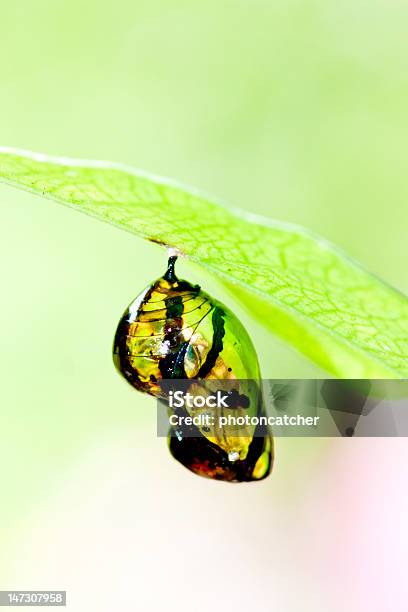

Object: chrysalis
[113,256,273,482]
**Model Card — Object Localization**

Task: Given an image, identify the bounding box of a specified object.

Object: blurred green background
[1,1,407,610]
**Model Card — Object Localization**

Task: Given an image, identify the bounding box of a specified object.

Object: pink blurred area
[6,431,408,611]
[310,438,408,611]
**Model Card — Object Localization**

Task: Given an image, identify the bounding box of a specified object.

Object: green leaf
[0,147,407,378]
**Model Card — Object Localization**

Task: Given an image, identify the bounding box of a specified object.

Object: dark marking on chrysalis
[197,307,226,378]
[163,255,178,283]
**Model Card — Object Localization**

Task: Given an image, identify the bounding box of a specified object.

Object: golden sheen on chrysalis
[113,256,273,482]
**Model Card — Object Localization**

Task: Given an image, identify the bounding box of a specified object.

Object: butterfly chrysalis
[113,256,273,482]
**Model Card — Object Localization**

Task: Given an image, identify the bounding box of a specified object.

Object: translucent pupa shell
[113,257,273,482]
